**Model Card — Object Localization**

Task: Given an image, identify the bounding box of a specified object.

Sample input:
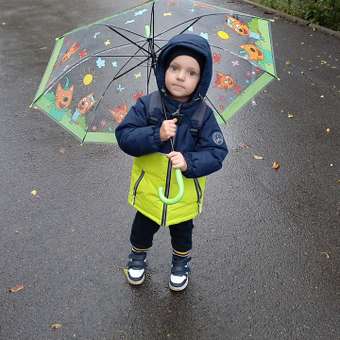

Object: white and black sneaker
[169,255,191,291]
[126,251,147,285]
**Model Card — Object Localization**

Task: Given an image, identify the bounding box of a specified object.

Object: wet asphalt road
[0,0,339,339]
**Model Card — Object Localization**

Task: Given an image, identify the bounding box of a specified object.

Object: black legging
[130,211,194,252]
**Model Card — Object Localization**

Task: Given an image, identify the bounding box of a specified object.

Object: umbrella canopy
[31,0,277,144]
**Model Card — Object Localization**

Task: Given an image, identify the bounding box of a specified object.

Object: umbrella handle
[158,168,184,205]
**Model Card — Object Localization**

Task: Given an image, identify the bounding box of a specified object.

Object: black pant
[130,211,194,252]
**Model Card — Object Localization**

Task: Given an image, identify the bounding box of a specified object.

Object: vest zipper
[132,170,145,205]
[161,160,172,227]
[193,178,202,214]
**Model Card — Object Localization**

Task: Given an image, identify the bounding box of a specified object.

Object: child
[115,33,228,291]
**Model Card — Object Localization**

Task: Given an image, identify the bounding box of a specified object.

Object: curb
[240,0,340,39]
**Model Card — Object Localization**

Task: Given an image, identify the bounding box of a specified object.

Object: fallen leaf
[272,161,280,170]
[239,143,251,149]
[122,267,128,278]
[50,323,62,330]
[59,147,65,154]
[326,128,331,134]
[336,179,340,184]
[288,113,294,118]
[320,251,330,259]
[253,155,264,160]
[330,163,334,167]
[285,60,291,65]
[8,284,24,293]
[31,189,38,197]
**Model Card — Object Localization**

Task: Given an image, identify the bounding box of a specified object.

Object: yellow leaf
[122,268,129,279]
[326,128,331,134]
[50,323,62,330]
[288,113,294,118]
[272,161,280,170]
[253,155,264,160]
[31,190,38,197]
[8,284,24,293]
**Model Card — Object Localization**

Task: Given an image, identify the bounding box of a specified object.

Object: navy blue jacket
[115,34,228,178]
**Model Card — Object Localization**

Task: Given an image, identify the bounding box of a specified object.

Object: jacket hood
[155,33,212,107]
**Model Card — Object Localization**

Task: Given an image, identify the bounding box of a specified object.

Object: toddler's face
[165,55,200,102]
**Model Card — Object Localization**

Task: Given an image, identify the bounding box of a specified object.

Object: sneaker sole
[169,277,188,291]
[127,274,145,286]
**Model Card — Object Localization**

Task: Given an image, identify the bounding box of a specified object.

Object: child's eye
[170,65,178,71]
[189,71,198,76]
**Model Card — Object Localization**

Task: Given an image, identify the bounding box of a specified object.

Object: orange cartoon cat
[55,78,74,110]
[214,72,236,90]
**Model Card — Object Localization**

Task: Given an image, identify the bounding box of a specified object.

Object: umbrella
[31,0,277,203]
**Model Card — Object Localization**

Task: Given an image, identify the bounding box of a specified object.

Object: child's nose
[177,70,186,80]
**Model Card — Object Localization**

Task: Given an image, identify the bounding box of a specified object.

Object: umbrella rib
[113,55,152,80]
[97,23,146,39]
[152,2,155,55]
[103,24,150,56]
[109,39,150,81]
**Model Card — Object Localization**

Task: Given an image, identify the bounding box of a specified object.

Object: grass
[249,0,340,31]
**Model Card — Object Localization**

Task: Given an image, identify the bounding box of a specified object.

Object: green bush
[251,0,340,31]
[303,1,340,30]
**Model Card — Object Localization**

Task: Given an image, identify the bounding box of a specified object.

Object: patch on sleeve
[212,131,224,145]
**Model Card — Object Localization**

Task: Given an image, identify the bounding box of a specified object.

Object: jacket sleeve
[182,109,228,178]
[115,97,163,157]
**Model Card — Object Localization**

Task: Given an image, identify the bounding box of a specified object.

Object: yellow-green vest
[128,152,206,226]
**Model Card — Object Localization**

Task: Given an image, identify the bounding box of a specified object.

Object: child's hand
[160,118,177,142]
[167,151,187,172]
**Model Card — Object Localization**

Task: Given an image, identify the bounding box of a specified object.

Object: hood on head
[155,33,212,101]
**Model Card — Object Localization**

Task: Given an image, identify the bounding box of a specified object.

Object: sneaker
[169,255,191,291]
[126,251,147,285]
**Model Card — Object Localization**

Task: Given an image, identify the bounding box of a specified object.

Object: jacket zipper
[132,170,145,205]
[161,160,172,227]
[193,178,202,213]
